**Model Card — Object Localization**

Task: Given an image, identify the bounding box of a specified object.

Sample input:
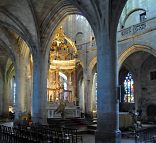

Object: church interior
[0,0,156,143]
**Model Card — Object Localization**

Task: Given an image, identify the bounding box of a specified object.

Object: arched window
[124,72,134,103]
[75,32,84,45]
[12,76,16,106]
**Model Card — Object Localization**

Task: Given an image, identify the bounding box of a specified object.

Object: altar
[119,112,133,128]
[46,27,81,119]
[47,105,81,118]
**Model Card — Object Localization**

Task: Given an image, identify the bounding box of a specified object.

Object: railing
[118,16,156,41]
[121,22,146,37]
[74,17,156,45]
[0,124,83,143]
[76,40,96,51]
[77,17,156,44]
[135,127,156,143]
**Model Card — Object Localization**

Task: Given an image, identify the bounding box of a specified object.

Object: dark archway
[146,104,156,122]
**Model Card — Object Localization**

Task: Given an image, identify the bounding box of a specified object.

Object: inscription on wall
[121,22,146,37]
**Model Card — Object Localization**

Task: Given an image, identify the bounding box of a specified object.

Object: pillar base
[32,114,47,125]
[95,129,121,143]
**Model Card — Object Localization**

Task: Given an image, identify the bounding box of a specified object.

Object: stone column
[87,75,93,114]
[134,69,141,111]
[14,61,27,119]
[78,78,85,112]
[2,79,10,117]
[0,79,2,116]
[95,28,120,142]
[83,72,93,116]
[26,76,32,113]
[67,73,70,102]
[32,53,48,124]
[88,75,93,113]
[73,69,77,104]
[91,73,96,112]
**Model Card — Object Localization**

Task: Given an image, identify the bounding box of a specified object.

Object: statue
[129,107,142,130]
[54,99,66,118]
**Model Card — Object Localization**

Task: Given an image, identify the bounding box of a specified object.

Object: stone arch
[118,44,156,70]
[118,45,156,111]
[0,24,35,75]
[0,21,35,56]
[0,39,15,64]
[41,7,82,94]
[122,8,146,27]
[41,2,81,55]
[75,32,84,45]
[0,29,32,80]
[6,62,14,80]
[88,57,97,76]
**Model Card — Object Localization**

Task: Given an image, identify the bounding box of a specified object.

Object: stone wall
[62,15,94,44]
[119,0,156,29]
[141,55,156,121]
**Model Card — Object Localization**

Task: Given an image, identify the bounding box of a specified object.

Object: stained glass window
[10,76,16,106]
[13,82,16,105]
[124,72,134,103]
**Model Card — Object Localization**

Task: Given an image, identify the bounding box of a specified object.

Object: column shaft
[15,64,26,119]
[95,30,120,142]
[3,81,10,117]
[32,54,47,124]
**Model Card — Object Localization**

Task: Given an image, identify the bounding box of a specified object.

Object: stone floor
[0,121,135,143]
[82,134,135,143]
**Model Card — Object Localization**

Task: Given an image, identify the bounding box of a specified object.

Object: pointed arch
[119,44,156,70]
[88,57,97,76]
